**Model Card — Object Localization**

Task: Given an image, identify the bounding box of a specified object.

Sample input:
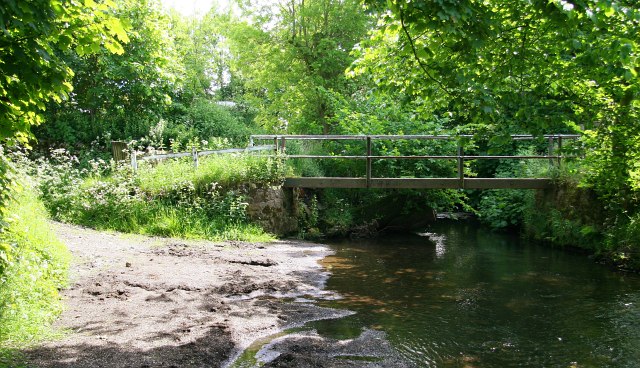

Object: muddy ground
[25,223,409,368]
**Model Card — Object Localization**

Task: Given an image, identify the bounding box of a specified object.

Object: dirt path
[23,222,338,367]
[25,223,409,368]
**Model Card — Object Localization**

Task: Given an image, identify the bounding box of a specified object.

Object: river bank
[24,222,406,367]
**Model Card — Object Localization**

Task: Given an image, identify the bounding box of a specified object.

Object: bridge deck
[255,134,580,190]
[283,177,552,189]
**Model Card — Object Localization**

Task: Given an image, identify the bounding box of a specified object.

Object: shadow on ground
[25,325,233,368]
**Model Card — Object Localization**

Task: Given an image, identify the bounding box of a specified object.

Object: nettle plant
[30,149,138,221]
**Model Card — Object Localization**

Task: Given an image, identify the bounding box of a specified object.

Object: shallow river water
[309,220,640,367]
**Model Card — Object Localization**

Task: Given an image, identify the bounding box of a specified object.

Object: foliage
[604,212,640,270]
[580,128,640,223]
[317,191,354,236]
[0,179,70,349]
[0,0,129,146]
[168,10,229,103]
[0,148,17,231]
[178,99,253,145]
[30,149,282,242]
[36,0,179,145]
[296,193,321,239]
[223,0,371,133]
[479,188,532,230]
[358,0,637,129]
[476,148,546,229]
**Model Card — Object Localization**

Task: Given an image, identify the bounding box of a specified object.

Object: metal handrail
[250,134,581,140]
[249,134,582,189]
[130,144,275,171]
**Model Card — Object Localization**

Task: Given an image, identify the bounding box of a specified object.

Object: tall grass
[0,180,70,364]
[32,151,284,242]
[137,153,285,194]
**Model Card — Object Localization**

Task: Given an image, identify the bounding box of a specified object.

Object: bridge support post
[557,136,563,166]
[457,144,464,189]
[366,136,372,188]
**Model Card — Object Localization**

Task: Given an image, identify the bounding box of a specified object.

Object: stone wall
[245,185,298,236]
[524,181,605,248]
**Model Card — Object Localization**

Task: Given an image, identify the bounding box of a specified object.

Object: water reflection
[310,221,640,367]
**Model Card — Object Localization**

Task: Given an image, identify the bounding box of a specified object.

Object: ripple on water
[315,223,640,368]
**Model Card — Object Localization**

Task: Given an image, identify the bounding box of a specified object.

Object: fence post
[111,141,128,162]
[192,147,199,169]
[366,136,372,188]
[548,136,555,166]
[457,143,464,189]
[130,149,138,171]
[273,136,279,154]
[249,136,254,147]
[280,136,287,154]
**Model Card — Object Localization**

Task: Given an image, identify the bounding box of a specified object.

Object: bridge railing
[127,144,275,171]
[249,134,581,189]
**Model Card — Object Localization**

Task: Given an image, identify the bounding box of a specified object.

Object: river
[307,220,640,367]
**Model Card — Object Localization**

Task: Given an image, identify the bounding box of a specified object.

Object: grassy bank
[0,181,70,365]
[32,150,284,242]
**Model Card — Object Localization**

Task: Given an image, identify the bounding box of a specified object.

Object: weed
[0,178,70,355]
[28,149,281,242]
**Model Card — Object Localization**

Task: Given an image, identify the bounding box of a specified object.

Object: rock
[245,186,298,236]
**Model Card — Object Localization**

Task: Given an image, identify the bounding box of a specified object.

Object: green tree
[0,0,128,145]
[0,0,128,217]
[224,0,371,133]
[356,0,640,204]
[37,0,179,144]
[169,10,229,104]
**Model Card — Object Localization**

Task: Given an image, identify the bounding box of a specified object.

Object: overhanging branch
[398,7,453,97]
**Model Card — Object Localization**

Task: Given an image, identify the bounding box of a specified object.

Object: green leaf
[604,6,615,17]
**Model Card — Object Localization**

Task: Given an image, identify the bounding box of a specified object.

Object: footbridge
[250,134,581,190]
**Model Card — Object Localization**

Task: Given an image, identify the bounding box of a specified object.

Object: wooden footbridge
[250,134,581,190]
[123,134,580,190]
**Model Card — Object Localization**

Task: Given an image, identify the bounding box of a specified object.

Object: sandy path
[25,223,341,368]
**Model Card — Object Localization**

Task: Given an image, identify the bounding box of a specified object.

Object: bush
[30,149,282,242]
[0,179,70,350]
[165,99,253,148]
[476,148,546,230]
[478,189,534,230]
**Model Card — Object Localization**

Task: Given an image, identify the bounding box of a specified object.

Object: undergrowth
[475,148,547,230]
[29,150,283,242]
[0,179,70,363]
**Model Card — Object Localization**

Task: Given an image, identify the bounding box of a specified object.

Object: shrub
[476,148,546,230]
[165,99,253,148]
[30,149,281,242]
[0,179,70,349]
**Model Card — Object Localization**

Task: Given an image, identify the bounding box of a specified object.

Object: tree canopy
[223,0,371,133]
[0,0,129,146]
[354,0,640,211]
[38,0,180,144]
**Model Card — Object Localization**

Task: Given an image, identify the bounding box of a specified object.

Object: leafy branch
[397,6,453,97]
